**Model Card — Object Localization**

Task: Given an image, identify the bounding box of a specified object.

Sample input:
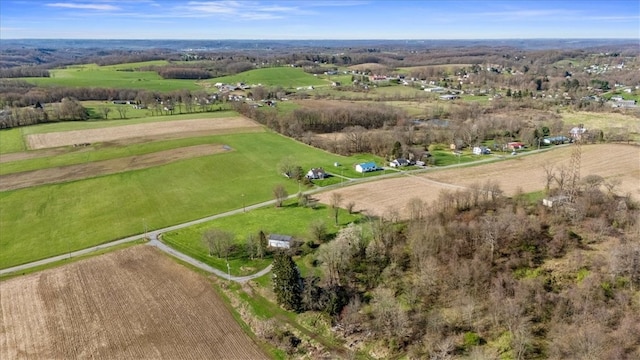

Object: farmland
[22,62,203,91]
[0,117,360,269]
[314,143,640,219]
[0,245,268,359]
[208,67,329,88]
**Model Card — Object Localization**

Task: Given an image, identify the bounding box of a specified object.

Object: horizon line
[2,37,638,41]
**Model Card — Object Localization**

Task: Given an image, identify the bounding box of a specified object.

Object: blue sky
[1,0,638,39]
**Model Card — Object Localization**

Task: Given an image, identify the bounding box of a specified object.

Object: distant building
[268,234,292,249]
[306,168,327,180]
[355,162,378,173]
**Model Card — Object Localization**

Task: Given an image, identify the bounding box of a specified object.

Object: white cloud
[46,2,120,11]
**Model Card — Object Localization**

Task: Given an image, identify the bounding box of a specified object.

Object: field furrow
[0,246,267,359]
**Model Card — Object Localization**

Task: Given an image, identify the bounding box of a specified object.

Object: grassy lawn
[0,131,370,269]
[22,62,202,92]
[208,67,328,89]
[0,128,26,154]
[163,200,360,275]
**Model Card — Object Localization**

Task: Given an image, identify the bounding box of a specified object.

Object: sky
[1,0,639,40]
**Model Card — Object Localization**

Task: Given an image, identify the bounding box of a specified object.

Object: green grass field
[21,62,202,91]
[0,128,26,154]
[0,131,363,269]
[162,200,360,275]
[208,67,328,89]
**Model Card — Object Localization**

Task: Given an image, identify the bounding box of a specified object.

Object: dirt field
[0,144,230,191]
[25,117,262,150]
[315,144,640,219]
[0,246,267,360]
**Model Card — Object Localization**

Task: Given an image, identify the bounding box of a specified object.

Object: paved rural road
[0,199,280,279]
[1,145,561,278]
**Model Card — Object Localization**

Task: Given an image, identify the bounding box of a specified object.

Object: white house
[390,158,409,167]
[472,146,491,155]
[355,162,378,173]
[268,234,292,249]
[306,168,327,180]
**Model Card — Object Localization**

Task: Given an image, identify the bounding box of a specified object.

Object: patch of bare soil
[316,144,640,219]
[0,246,268,360]
[0,144,228,191]
[25,116,262,150]
[347,63,389,71]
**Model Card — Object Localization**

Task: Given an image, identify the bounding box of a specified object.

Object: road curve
[0,199,281,279]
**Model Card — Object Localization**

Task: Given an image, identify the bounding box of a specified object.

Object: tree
[308,219,327,243]
[257,230,268,259]
[115,105,128,119]
[277,156,301,180]
[272,251,302,311]
[100,105,111,119]
[330,192,343,225]
[202,228,234,259]
[273,184,288,207]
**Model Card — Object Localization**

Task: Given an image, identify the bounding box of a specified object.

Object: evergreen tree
[272,251,302,311]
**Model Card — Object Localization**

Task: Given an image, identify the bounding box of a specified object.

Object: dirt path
[0,144,230,191]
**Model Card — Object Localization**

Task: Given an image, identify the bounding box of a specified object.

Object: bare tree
[273,184,288,207]
[406,197,426,221]
[100,105,111,119]
[202,228,234,259]
[542,163,556,194]
[115,105,128,119]
[330,192,343,225]
[343,125,368,153]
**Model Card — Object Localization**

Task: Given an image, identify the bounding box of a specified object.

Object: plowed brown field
[0,246,267,360]
[315,144,640,219]
[25,117,262,150]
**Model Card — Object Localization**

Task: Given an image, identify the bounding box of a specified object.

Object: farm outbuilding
[268,234,292,249]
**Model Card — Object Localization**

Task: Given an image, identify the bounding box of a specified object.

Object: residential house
[268,234,292,249]
[390,158,410,167]
[306,168,327,180]
[507,142,525,150]
[439,94,459,101]
[543,136,570,145]
[355,162,378,173]
[472,146,491,155]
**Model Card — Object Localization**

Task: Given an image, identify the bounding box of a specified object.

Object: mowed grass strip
[0,128,26,154]
[163,201,361,275]
[0,132,353,269]
[208,67,328,88]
